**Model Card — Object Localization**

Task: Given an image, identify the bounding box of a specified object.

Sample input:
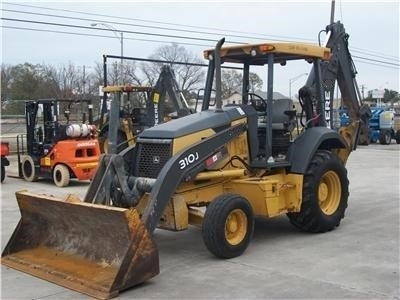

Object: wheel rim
[224,209,247,246]
[318,170,341,215]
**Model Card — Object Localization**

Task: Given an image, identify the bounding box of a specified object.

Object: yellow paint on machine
[225,172,303,217]
[75,162,99,168]
[43,157,51,166]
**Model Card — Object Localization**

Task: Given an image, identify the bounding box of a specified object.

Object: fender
[287,126,347,174]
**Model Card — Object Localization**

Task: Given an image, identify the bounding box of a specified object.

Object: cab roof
[203,42,331,65]
[102,85,153,93]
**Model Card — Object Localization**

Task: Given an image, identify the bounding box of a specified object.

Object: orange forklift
[17,99,100,187]
[1,141,10,183]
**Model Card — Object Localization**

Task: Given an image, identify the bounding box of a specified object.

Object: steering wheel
[247,93,267,113]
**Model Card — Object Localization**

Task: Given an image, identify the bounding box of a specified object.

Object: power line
[353,59,399,70]
[3,2,311,42]
[1,25,212,47]
[2,11,399,70]
[1,8,300,44]
[3,4,398,64]
[2,22,399,70]
[353,55,400,67]
[351,46,399,62]
[0,25,399,69]
[1,17,245,45]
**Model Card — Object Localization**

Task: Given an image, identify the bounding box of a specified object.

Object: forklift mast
[25,100,58,155]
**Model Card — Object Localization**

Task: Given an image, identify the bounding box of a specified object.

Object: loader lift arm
[85,121,246,233]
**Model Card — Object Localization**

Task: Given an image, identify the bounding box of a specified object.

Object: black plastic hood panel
[139,107,247,139]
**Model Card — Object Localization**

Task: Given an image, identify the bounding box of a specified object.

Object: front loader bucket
[1,191,159,299]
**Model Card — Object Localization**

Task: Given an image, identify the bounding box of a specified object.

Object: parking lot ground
[1,144,399,299]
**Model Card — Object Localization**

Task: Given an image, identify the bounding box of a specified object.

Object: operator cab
[202,41,331,168]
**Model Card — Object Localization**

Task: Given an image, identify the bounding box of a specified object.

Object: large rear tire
[21,155,38,182]
[287,150,349,233]
[53,164,70,187]
[202,193,254,259]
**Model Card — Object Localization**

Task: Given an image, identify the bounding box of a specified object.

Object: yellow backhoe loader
[2,21,370,299]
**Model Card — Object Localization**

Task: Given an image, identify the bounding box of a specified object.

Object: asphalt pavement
[1,144,399,299]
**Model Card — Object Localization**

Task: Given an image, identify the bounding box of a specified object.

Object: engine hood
[138,107,247,139]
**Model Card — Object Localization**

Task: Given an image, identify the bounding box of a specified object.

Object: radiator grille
[135,141,172,178]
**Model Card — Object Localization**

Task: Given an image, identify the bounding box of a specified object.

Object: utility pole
[83,65,86,96]
[81,65,91,96]
[361,84,366,100]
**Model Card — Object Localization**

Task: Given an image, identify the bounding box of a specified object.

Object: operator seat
[271,98,296,131]
[256,98,296,157]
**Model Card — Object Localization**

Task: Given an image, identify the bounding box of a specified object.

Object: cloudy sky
[2,0,399,96]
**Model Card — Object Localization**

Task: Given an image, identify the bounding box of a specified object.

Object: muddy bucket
[1,191,159,299]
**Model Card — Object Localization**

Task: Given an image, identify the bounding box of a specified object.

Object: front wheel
[53,164,70,187]
[21,155,38,182]
[202,193,254,259]
[287,150,349,233]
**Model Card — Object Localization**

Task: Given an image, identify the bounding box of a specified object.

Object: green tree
[384,89,399,105]
[1,63,60,114]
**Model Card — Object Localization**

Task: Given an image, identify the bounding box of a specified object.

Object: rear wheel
[53,164,70,187]
[358,126,370,145]
[21,155,38,182]
[379,130,391,145]
[395,130,400,144]
[202,193,254,258]
[287,150,349,233]
[99,130,128,153]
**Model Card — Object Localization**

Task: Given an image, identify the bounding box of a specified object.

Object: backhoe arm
[150,65,191,124]
[300,21,371,155]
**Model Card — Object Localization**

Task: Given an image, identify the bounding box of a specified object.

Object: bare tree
[221,70,242,98]
[140,61,160,87]
[249,72,263,92]
[221,70,264,98]
[121,61,142,85]
[141,43,205,97]
[93,60,142,86]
